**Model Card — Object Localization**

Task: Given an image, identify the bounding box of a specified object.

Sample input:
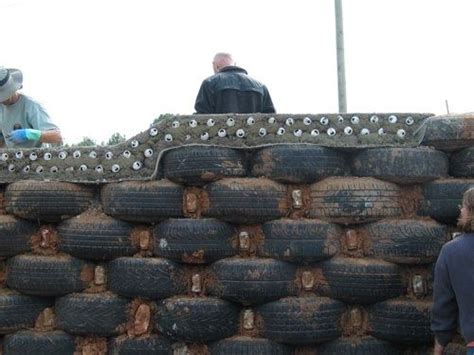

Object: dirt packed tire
[450,147,474,177]
[369,299,432,345]
[418,179,474,224]
[203,178,288,224]
[0,291,52,334]
[257,296,345,345]
[6,255,92,297]
[57,213,136,260]
[154,296,239,343]
[260,219,340,263]
[351,147,448,184]
[108,257,186,299]
[162,146,247,186]
[5,180,93,222]
[55,293,128,336]
[365,219,448,264]
[251,144,348,183]
[3,330,75,355]
[108,335,173,355]
[316,257,405,304]
[310,177,402,224]
[153,218,237,264]
[209,336,294,355]
[422,113,474,151]
[0,215,36,257]
[102,180,184,222]
[317,336,401,355]
[207,258,297,305]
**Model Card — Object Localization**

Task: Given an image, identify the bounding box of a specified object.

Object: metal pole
[335,0,347,113]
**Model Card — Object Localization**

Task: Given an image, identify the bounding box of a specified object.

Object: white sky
[2,0,474,144]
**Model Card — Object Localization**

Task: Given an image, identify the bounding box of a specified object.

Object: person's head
[212,52,235,74]
[458,187,474,232]
[0,67,23,105]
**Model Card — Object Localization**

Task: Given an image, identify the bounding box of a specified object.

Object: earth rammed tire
[0,291,52,334]
[207,258,297,305]
[162,146,247,186]
[365,219,448,264]
[3,330,75,355]
[450,147,474,177]
[203,178,288,224]
[153,218,236,264]
[317,336,401,355]
[102,180,184,222]
[369,299,432,345]
[55,293,128,336]
[0,215,36,257]
[57,213,136,260]
[251,144,348,183]
[108,335,173,355]
[5,180,93,222]
[422,113,474,151]
[257,296,345,345]
[310,177,402,224]
[316,258,405,304]
[351,147,448,184]
[260,219,340,263]
[209,336,294,355]
[418,179,474,224]
[108,257,186,299]
[6,255,92,297]
[154,296,239,343]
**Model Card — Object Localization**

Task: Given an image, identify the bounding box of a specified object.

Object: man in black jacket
[194,53,275,114]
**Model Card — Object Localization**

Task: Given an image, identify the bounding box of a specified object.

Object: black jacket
[194,66,275,114]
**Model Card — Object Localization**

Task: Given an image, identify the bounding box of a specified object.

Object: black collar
[219,66,248,74]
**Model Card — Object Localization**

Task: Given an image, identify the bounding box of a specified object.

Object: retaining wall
[0,113,473,354]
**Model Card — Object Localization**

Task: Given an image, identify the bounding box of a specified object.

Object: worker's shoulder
[442,233,474,254]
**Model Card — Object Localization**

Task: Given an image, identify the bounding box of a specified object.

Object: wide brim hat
[0,67,23,102]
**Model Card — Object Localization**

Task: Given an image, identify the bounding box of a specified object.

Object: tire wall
[0,126,472,354]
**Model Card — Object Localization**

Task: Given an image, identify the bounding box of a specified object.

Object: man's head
[0,67,23,104]
[212,52,235,74]
[458,187,474,232]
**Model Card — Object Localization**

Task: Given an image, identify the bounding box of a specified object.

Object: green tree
[106,132,127,146]
[152,113,175,125]
[74,137,96,147]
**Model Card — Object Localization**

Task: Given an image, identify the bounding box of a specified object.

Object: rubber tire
[207,257,297,305]
[102,180,184,222]
[163,146,247,186]
[57,213,136,260]
[351,147,448,184]
[316,257,405,304]
[153,218,236,264]
[309,177,402,224]
[55,293,128,336]
[0,215,36,257]
[257,296,345,345]
[108,257,186,299]
[6,255,92,296]
[154,296,239,343]
[418,179,474,224]
[369,299,432,345]
[3,330,75,355]
[450,147,474,177]
[5,180,93,222]
[251,144,348,183]
[317,336,401,355]
[203,178,288,224]
[0,292,52,334]
[260,219,340,263]
[366,219,448,264]
[422,113,474,151]
[108,335,172,355]
[209,336,294,355]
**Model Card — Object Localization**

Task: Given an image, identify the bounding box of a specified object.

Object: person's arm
[40,129,63,144]
[194,80,214,114]
[262,85,276,113]
[431,247,458,350]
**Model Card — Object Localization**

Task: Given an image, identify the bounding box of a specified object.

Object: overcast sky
[2,0,474,144]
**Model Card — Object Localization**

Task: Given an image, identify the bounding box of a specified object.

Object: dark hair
[458,187,474,232]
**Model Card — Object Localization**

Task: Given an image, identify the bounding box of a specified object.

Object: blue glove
[7,129,42,144]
